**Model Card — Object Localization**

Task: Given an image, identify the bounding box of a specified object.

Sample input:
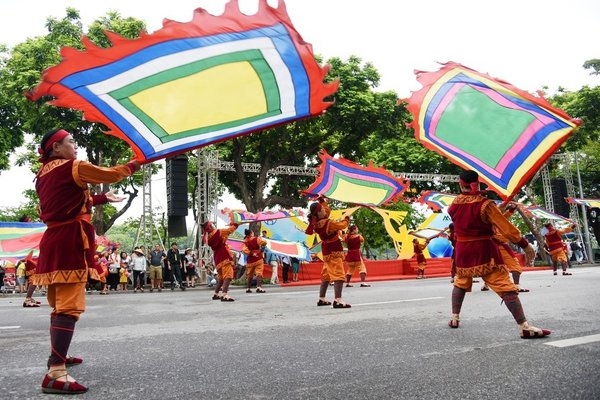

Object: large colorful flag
[26,0,338,163]
[0,222,46,262]
[227,237,310,261]
[404,61,582,200]
[418,191,456,211]
[521,205,572,223]
[566,197,600,209]
[302,150,409,206]
[221,208,305,225]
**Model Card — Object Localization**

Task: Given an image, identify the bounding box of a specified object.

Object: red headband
[38,129,70,157]
[458,177,479,193]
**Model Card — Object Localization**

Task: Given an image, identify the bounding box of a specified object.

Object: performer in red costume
[306,197,351,308]
[33,129,140,394]
[447,170,550,339]
[202,221,238,301]
[412,237,430,279]
[544,222,576,276]
[344,225,370,287]
[242,229,268,293]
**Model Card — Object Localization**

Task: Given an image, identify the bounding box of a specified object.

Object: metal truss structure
[139,149,592,271]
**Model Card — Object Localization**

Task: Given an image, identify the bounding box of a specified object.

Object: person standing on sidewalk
[166,242,186,291]
[130,247,147,292]
[148,244,166,292]
[32,128,139,394]
[264,247,279,285]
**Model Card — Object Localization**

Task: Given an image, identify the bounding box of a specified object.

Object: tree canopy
[0,8,150,233]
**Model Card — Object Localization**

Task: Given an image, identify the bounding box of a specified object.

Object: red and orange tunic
[448,193,528,278]
[33,158,137,286]
[243,235,267,272]
[205,225,237,268]
[413,242,427,266]
[344,233,364,263]
[313,202,348,281]
[344,233,366,273]
[544,225,574,262]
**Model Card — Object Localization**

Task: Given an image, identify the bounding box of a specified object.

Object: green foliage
[0,189,40,221]
[0,8,155,233]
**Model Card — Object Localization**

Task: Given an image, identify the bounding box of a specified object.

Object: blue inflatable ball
[426,237,453,258]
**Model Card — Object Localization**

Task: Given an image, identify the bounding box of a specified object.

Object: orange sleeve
[484,201,523,244]
[76,160,135,185]
[220,225,237,239]
[242,243,250,256]
[326,218,349,234]
[558,226,575,236]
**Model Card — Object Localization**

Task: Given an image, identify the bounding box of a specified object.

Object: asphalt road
[1,266,599,400]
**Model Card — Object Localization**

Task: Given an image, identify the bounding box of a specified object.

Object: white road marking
[352,297,444,307]
[0,326,21,330]
[545,334,600,348]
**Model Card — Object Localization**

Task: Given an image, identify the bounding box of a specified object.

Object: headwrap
[305,201,323,235]
[38,129,70,161]
[458,177,480,194]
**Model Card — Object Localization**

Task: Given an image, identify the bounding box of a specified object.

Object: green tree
[0,8,152,233]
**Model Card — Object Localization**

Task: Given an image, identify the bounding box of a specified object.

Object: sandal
[448,314,460,328]
[332,301,351,309]
[517,287,530,292]
[212,294,222,300]
[220,296,235,302]
[345,284,353,287]
[360,283,371,287]
[317,299,332,306]
[256,288,266,293]
[246,289,252,293]
[562,272,572,276]
[23,300,40,308]
[520,323,551,339]
[41,369,88,394]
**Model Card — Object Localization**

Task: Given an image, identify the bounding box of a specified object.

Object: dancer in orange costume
[544,222,576,276]
[33,129,139,394]
[306,197,351,308]
[447,170,550,339]
[344,225,370,287]
[242,229,268,293]
[412,238,430,279]
[202,221,238,302]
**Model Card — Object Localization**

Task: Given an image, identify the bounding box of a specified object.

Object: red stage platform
[263,255,551,287]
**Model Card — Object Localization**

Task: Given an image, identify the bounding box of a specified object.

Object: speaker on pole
[166,154,188,236]
[550,178,569,218]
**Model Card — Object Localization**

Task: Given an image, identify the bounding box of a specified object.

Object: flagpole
[574,151,593,263]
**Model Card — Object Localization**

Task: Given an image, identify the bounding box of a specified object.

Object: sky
[0,0,599,221]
